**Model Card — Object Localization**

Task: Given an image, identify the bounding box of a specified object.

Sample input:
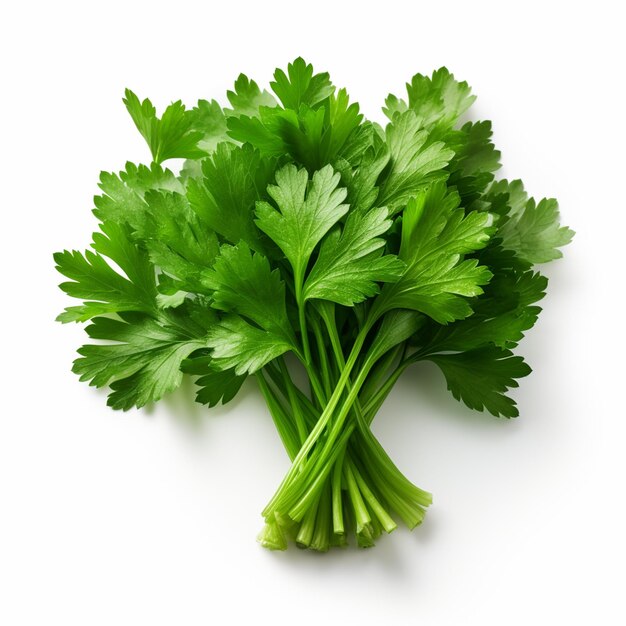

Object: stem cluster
[256,302,431,551]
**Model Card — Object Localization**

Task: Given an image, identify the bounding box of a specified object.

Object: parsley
[54,58,573,552]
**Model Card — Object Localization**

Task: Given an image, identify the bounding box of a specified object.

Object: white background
[2,1,624,624]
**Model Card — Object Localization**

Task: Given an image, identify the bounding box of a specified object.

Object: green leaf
[335,134,390,213]
[188,99,230,153]
[226,74,277,117]
[374,183,494,324]
[92,162,184,231]
[227,62,355,170]
[385,67,475,134]
[377,110,454,213]
[228,90,361,171]
[226,107,291,157]
[324,88,364,160]
[203,242,294,341]
[304,207,405,306]
[93,170,149,231]
[207,316,294,375]
[181,353,246,407]
[270,57,334,110]
[136,191,219,293]
[202,241,297,374]
[119,161,185,195]
[123,89,206,163]
[186,143,275,252]
[367,310,425,364]
[426,347,531,418]
[255,164,348,283]
[54,221,157,323]
[92,172,218,295]
[272,93,362,171]
[491,180,574,264]
[384,261,491,324]
[447,121,501,204]
[336,121,382,167]
[73,309,211,410]
[420,271,547,353]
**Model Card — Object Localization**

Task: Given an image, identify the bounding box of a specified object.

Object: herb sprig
[55,58,573,551]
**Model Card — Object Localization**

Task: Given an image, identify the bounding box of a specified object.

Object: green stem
[350,460,397,534]
[282,307,395,525]
[295,492,320,548]
[362,362,408,423]
[332,449,345,535]
[319,309,429,518]
[273,356,399,538]
[310,485,332,552]
[319,304,345,371]
[278,358,308,444]
[294,267,311,362]
[261,323,370,518]
[286,363,373,520]
[344,460,371,533]
[256,370,300,460]
[359,345,402,410]
[293,269,329,406]
[310,314,333,399]
[288,423,356,521]
[319,311,402,493]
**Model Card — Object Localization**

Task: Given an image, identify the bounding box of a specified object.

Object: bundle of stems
[257,303,432,551]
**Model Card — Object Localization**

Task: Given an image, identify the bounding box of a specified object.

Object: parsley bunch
[55,58,573,551]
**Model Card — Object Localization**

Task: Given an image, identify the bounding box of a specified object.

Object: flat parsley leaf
[123,89,206,163]
[384,67,475,136]
[304,207,405,306]
[270,57,334,110]
[203,242,297,374]
[207,316,295,375]
[54,221,157,323]
[74,307,210,410]
[256,164,348,284]
[427,347,531,417]
[226,74,277,116]
[181,353,246,407]
[374,182,494,324]
[490,180,574,264]
[377,110,454,213]
[187,143,275,253]
[136,191,219,293]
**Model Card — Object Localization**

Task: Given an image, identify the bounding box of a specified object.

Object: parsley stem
[278,358,309,445]
[288,423,356,521]
[359,345,403,412]
[310,484,332,552]
[261,325,369,518]
[293,288,327,407]
[256,370,300,459]
[295,491,320,548]
[331,449,345,535]
[285,360,373,520]
[362,362,408,419]
[263,301,429,540]
[269,361,391,536]
[310,315,333,399]
[351,460,397,533]
[316,305,430,521]
[293,267,316,387]
[344,460,371,533]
